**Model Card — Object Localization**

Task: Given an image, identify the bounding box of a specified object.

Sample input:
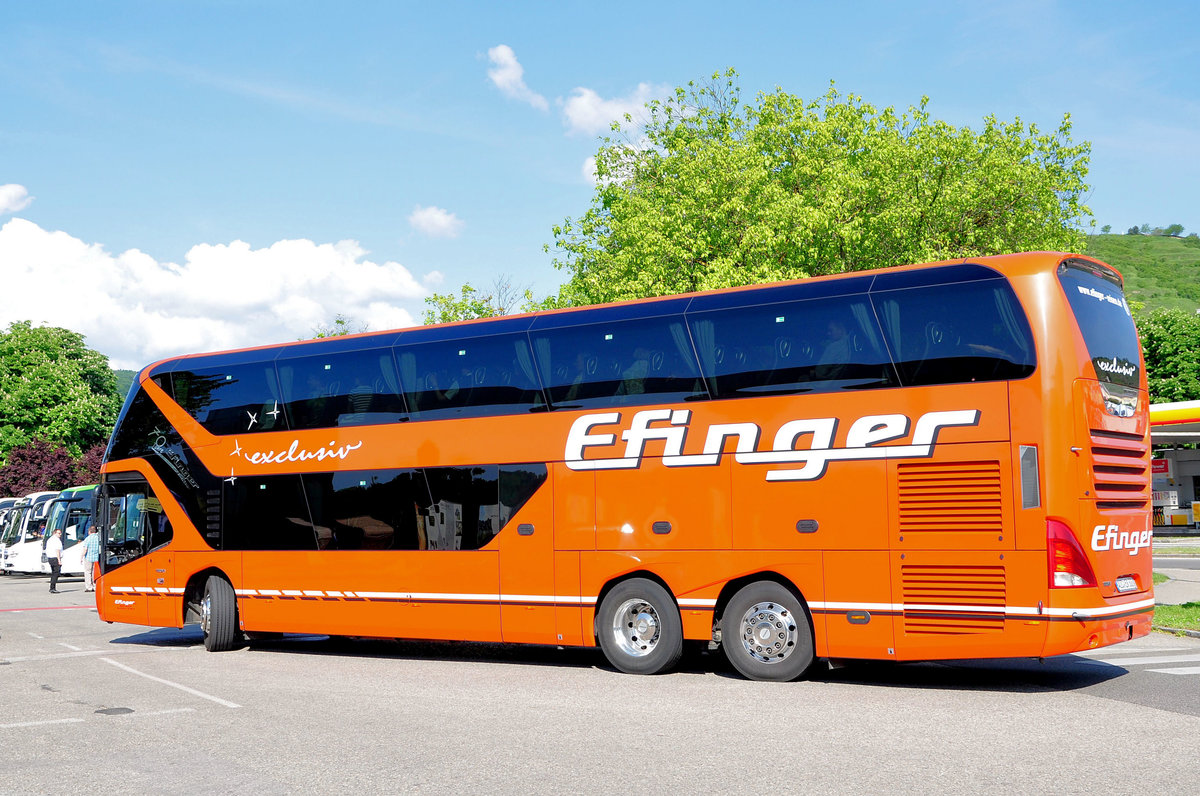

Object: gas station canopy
[1150,400,1200,444]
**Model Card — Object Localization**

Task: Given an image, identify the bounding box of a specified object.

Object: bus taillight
[1047,519,1097,589]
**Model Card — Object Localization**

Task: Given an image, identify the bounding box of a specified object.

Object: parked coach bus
[96,252,1153,681]
[45,485,98,577]
[1,491,59,575]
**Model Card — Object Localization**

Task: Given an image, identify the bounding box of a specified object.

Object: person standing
[82,525,101,592]
[45,528,64,593]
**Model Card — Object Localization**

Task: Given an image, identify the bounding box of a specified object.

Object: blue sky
[3,0,1198,369]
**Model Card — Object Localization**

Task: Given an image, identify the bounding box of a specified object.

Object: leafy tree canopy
[547,70,1092,306]
[1137,308,1200,402]
[423,276,535,325]
[0,321,121,461]
[310,314,368,339]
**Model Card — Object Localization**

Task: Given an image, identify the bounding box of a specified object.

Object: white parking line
[1074,645,1195,658]
[1076,653,1200,667]
[123,708,198,718]
[58,643,82,651]
[1147,666,1200,675]
[3,650,107,663]
[26,632,43,639]
[100,658,241,709]
[0,718,86,729]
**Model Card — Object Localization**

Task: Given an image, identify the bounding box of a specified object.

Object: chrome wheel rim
[610,598,661,658]
[738,601,797,663]
[200,593,211,636]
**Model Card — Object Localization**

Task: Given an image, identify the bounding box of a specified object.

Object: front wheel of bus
[596,578,683,675]
[722,582,814,681]
[201,575,242,652]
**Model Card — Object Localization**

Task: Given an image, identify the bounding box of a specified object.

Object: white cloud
[0,218,431,369]
[0,184,33,214]
[486,44,548,111]
[561,82,670,136]
[408,205,464,238]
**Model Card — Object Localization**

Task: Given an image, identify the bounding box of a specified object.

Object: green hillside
[113,368,136,399]
[1083,234,1200,313]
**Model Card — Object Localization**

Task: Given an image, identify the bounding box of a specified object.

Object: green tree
[0,322,121,461]
[1100,224,1112,234]
[1137,308,1200,402]
[1164,223,1185,237]
[310,314,368,339]
[423,275,535,325]
[547,71,1092,306]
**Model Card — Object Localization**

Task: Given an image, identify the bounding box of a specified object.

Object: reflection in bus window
[423,465,500,551]
[301,469,430,550]
[688,296,895,398]
[396,334,545,420]
[223,475,317,551]
[531,316,706,409]
[171,364,288,436]
[278,348,407,429]
[873,279,1036,386]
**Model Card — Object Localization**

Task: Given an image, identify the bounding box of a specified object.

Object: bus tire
[722,581,814,681]
[596,578,683,675]
[201,575,241,652]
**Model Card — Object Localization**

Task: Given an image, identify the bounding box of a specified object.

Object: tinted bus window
[1057,260,1141,389]
[106,387,221,544]
[278,348,407,429]
[171,363,288,436]
[872,278,1036,387]
[223,475,317,551]
[499,463,549,527]
[102,483,173,568]
[422,465,499,551]
[395,334,546,420]
[301,469,431,550]
[688,296,895,398]
[531,316,706,409]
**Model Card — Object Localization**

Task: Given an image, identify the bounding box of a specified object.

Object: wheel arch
[713,571,813,638]
[182,566,235,625]
[591,569,678,642]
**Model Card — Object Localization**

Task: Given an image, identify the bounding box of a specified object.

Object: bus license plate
[1115,576,1138,593]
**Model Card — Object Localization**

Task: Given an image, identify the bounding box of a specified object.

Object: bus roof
[137,250,1116,380]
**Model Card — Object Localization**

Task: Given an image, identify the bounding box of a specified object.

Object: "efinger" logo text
[564,408,981,481]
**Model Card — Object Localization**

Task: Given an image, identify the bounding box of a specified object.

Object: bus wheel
[722,581,813,681]
[201,575,242,652]
[596,578,683,675]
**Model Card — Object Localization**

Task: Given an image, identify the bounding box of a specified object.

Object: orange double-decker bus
[96,252,1153,681]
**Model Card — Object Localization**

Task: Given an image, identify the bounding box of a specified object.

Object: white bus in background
[0,491,59,575]
[0,497,23,574]
[48,485,98,576]
[0,496,33,573]
[0,498,19,556]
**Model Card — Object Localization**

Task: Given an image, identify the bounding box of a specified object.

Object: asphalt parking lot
[3,572,1200,795]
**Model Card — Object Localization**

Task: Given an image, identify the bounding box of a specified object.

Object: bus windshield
[46,500,70,535]
[1058,259,1141,389]
[1,509,25,545]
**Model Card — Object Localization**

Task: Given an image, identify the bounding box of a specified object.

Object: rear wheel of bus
[596,578,683,675]
[722,581,814,681]
[201,575,242,652]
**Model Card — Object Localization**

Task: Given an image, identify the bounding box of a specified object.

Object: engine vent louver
[902,565,1006,634]
[1089,429,1149,508]
[897,460,1003,537]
